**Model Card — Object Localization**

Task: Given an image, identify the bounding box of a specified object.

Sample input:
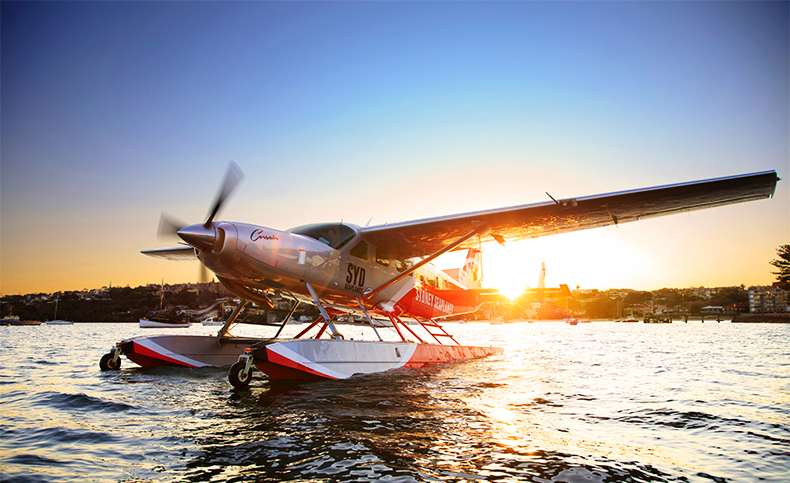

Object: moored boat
[139,316,192,328]
[2,314,41,326]
[201,316,224,326]
[46,295,72,325]
[139,283,192,328]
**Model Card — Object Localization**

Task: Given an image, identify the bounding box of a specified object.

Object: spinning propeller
[204,161,244,228]
[158,162,245,283]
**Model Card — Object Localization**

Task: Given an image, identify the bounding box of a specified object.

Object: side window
[395,258,414,273]
[349,241,368,261]
[376,246,390,267]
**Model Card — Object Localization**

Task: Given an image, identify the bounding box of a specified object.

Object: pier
[643,313,726,323]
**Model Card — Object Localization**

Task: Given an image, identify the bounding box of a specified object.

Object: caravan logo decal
[251,229,279,242]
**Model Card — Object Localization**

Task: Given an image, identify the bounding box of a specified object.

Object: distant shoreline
[732,313,790,323]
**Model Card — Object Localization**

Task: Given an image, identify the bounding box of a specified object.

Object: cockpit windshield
[287,223,357,250]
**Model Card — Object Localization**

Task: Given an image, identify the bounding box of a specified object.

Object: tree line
[1,285,224,323]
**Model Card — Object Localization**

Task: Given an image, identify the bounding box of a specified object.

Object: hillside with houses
[2,282,786,323]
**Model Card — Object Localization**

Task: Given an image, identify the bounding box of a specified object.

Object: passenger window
[349,241,368,261]
[395,259,413,273]
[376,247,390,267]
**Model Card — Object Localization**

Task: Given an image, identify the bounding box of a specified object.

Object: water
[1,321,788,482]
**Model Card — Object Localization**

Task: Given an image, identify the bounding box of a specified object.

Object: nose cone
[177,223,216,252]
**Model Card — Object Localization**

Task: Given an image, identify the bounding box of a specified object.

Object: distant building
[748,285,789,313]
[723,302,749,314]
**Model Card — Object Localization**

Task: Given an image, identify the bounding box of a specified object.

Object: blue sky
[2,1,788,295]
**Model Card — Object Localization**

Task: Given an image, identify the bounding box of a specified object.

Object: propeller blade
[204,161,244,227]
[158,213,187,239]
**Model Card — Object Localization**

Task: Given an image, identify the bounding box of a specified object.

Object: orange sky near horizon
[2,2,788,297]
[1,186,785,297]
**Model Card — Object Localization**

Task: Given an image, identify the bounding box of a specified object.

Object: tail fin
[457,248,483,289]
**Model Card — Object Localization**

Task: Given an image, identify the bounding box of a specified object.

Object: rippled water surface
[1,321,788,482]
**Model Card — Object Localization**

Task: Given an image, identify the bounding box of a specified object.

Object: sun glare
[490,272,529,300]
[459,228,653,297]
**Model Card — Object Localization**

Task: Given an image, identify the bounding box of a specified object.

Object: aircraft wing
[141,246,197,261]
[360,171,779,259]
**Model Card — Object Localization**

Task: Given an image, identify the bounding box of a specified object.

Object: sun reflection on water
[1,322,788,482]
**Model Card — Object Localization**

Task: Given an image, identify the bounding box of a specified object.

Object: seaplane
[98,163,778,388]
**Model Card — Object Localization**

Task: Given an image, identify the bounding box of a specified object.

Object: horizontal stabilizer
[141,246,196,261]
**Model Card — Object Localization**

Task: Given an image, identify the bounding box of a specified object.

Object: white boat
[201,316,224,326]
[139,284,192,328]
[139,317,192,329]
[47,295,72,324]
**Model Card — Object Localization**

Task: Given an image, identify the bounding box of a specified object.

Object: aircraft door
[341,239,370,295]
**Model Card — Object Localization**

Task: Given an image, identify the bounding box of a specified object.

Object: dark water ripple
[1,322,788,482]
[35,390,136,413]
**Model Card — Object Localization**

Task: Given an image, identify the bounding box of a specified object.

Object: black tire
[99,352,120,371]
[229,361,251,389]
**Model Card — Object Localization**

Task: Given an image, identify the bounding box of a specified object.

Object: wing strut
[356,296,383,341]
[364,220,492,300]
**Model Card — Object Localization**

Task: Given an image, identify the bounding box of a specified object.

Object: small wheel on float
[229,360,252,389]
[99,352,121,371]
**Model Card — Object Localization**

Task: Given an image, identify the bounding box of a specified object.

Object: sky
[2,1,788,297]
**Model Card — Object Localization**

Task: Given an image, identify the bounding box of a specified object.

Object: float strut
[217,300,248,339]
[305,282,343,340]
[356,296,383,341]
